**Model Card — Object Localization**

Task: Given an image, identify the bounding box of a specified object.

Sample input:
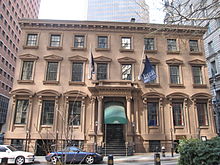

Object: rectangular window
[167,39,177,51]
[144,38,155,50]
[98,36,108,48]
[192,66,203,84]
[14,99,29,124]
[172,102,184,126]
[147,102,158,126]
[11,139,24,151]
[72,62,83,82]
[169,65,180,84]
[26,34,38,46]
[41,100,55,125]
[46,62,58,81]
[97,63,107,80]
[211,61,217,76]
[189,40,199,52]
[208,41,214,54]
[50,35,61,47]
[121,64,132,80]
[121,37,131,49]
[21,61,33,80]
[68,101,81,125]
[196,103,208,126]
[74,35,85,48]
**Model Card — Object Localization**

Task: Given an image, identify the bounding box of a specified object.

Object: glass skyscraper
[87,0,149,23]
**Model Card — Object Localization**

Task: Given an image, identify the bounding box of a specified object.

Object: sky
[39,0,165,24]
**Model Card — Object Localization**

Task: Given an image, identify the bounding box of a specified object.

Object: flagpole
[138,46,145,80]
[88,44,92,80]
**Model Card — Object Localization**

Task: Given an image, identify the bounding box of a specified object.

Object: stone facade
[4,19,216,154]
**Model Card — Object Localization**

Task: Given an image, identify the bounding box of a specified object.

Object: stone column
[9,95,16,132]
[89,96,96,134]
[97,96,103,134]
[81,97,86,133]
[37,96,43,131]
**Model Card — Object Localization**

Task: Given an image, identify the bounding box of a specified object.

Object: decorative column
[97,96,103,135]
[9,95,16,132]
[184,98,191,135]
[134,97,139,134]
[37,96,43,131]
[159,98,165,134]
[81,97,86,133]
[192,99,199,138]
[54,96,59,132]
[126,96,132,144]
[89,96,96,135]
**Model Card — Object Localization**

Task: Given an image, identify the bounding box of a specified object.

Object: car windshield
[7,146,18,151]
[62,146,82,152]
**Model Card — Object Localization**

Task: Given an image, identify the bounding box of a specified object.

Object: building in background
[0,0,41,132]
[87,0,149,23]
[164,0,220,135]
[4,19,216,155]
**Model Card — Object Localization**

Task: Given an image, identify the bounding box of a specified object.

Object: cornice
[94,56,112,62]
[19,19,207,36]
[166,58,183,64]
[44,54,63,61]
[68,55,87,62]
[118,57,136,63]
[188,59,206,65]
[19,54,39,60]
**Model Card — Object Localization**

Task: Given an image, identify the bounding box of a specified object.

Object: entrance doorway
[106,124,124,143]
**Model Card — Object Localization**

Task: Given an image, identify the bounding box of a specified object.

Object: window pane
[167,39,177,51]
[147,102,158,126]
[21,61,33,80]
[41,100,55,125]
[14,99,29,124]
[11,139,24,150]
[122,64,132,80]
[98,36,108,48]
[196,103,208,126]
[68,101,81,125]
[74,35,85,48]
[26,34,37,46]
[170,65,180,84]
[50,35,61,47]
[72,63,83,82]
[97,63,107,80]
[121,37,131,49]
[172,103,184,126]
[192,66,203,84]
[144,38,154,50]
[46,62,58,81]
[189,40,199,52]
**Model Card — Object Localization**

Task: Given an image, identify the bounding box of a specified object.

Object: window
[121,64,132,80]
[14,99,29,124]
[0,146,7,152]
[97,63,107,80]
[68,101,81,125]
[50,34,61,47]
[192,66,203,84]
[172,102,184,126]
[74,35,85,48]
[121,37,131,49]
[196,103,208,126]
[211,61,217,76]
[46,62,58,81]
[11,139,24,151]
[169,65,180,84]
[21,61,34,80]
[98,36,108,48]
[72,62,83,82]
[144,38,155,50]
[189,40,199,52]
[147,102,158,126]
[41,100,55,125]
[26,34,38,46]
[208,41,214,54]
[167,39,177,51]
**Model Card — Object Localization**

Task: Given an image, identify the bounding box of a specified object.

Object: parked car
[0,145,35,165]
[45,146,103,164]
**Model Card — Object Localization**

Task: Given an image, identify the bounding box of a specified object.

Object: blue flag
[88,51,95,80]
[141,56,157,83]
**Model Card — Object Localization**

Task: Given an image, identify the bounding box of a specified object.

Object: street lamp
[25,130,29,151]
[132,122,135,153]
[170,128,174,157]
[95,121,98,152]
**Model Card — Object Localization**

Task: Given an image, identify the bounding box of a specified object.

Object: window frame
[144,38,156,52]
[41,100,55,125]
[120,36,133,51]
[192,66,203,85]
[47,33,63,49]
[96,63,108,80]
[196,102,209,126]
[68,101,82,126]
[14,99,29,124]
[167,38,179,53]
[20,61,34,81]
[172,102,184,126]
[71,62,84,82]
[96,35,110,51]
[189,40,199,52]
[23,32,40,49]
[45,61,59,81]
[73,34,86,49]
[121,64,133,81]
[169,65,181,85]
[147,102,159,126]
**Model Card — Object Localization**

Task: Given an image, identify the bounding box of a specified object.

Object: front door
[106,124,124,143]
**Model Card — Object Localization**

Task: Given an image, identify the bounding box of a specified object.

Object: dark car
[45,146,103,164]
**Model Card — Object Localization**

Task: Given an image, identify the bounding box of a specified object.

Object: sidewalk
[35,152,179,164]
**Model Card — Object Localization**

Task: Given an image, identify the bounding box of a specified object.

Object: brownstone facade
[4,19,216,154]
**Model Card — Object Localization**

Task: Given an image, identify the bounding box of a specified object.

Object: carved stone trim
[94,56,112,62]
[44,54,63,61]
[118,57,136,63]
[68,55,87,62]
[188,59,206,65]
[166,58,183,64]
[19,54,39,60]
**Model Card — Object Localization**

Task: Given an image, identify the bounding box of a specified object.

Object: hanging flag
[88,49,95,80]
[140,56,157,83]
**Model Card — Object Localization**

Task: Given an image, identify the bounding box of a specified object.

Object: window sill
[71,47,86,51]
[167,51,180,54]
[189,51,203,55]
[23,45,39,49]
[120,48,134,52]
[174,126,185,129]
[17,80,34,84]
[43,80,59,85]
[169,84,185,88]
[144,83,160,87]
[47,46,63,50]
[69,81,85,86]
[148,126,159,129]
[95,48,110,51]
[193,84,207,88]
[199,126,209,129]
[68,126,80,129]
[144,50,157,54]
[41,125,53,128]
[14,124,25,127]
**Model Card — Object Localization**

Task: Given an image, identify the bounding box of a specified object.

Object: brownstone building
[0,0,41,132]
[5,19,216,155]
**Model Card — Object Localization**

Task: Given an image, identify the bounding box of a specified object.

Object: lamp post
[170,128,174,157]
[55,131,59,151]
[25,130,29,151]
[132,122,135,153]
[95,121,98,152]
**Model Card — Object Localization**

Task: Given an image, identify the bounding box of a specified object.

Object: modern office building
[87,0,149,23]
[4,19,216,155]
[0,0,41,132]
[164,0,220,135]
